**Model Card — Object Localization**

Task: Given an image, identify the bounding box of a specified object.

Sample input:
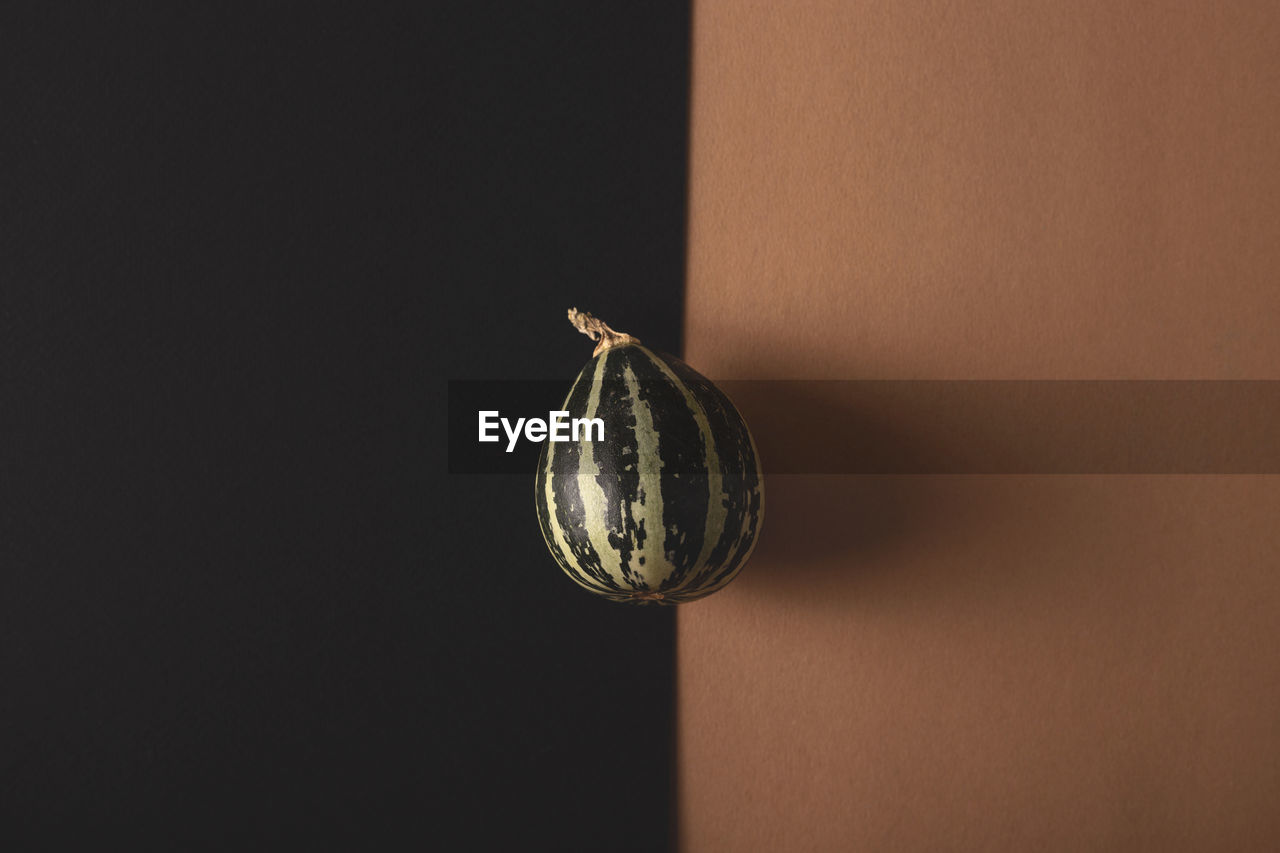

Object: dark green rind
[535,344,763,604]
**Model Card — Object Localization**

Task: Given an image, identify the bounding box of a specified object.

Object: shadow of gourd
[713,378,956,590]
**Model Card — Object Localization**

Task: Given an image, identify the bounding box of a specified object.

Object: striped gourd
[535,309,764,604]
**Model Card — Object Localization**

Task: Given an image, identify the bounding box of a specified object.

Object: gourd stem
[567,308,640,356]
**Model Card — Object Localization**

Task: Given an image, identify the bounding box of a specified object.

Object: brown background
[678,1,1280,850]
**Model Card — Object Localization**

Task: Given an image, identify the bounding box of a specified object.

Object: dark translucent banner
[448,380,1280,474]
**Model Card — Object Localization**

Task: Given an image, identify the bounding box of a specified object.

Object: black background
[3,3,688,848]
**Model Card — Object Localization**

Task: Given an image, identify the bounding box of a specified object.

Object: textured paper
[679,1,1280,849]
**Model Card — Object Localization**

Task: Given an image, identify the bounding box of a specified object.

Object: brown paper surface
[678,2,1280,849]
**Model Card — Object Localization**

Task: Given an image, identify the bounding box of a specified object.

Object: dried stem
[567,308,640,356]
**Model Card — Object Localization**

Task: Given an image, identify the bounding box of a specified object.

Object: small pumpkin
[535,309,764,603]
